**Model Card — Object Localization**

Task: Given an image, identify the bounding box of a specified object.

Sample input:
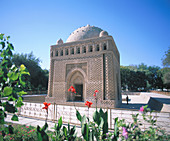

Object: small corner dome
[99,30,108,37]
[56,38,63,45]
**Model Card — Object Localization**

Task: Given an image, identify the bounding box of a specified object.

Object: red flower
[95,90,99,93]
[85,101,93,108]
[42,102,51,110]
[93,90,99,97]
[68,86,76,93]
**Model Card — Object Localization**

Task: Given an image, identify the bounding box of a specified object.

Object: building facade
[46,25,122,108]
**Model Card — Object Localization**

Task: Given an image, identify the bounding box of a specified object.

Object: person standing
[126,95,129,105]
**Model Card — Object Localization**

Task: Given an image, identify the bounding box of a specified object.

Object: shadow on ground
[119,103,148,110]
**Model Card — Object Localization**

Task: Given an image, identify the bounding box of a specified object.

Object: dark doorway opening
[74,84,83,101]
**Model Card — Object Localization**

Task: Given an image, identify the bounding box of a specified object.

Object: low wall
[17,102,170,134]
[26,90,47,95]
[149,90,170,96]
[22,95,46,103]
[121,91,141,95]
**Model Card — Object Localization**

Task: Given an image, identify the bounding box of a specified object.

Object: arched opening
[77,47,80,54]
[83,46,86,53]
[65,49,68,55]
[67,70,85,101]
[96,44,100,51]
[89,46,93,52]
[71,48,74,54]
[55,50,58,56]
[51,51,53,57]
[60,50,63,56]
[103,43,107,50]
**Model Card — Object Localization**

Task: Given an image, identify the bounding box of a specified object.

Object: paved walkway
[5,114,82,135]
[120,92,170,112]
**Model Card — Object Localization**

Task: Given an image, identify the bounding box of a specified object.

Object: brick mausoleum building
[46,24,122,108]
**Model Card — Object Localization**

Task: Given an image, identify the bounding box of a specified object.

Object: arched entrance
[66,69,86,101]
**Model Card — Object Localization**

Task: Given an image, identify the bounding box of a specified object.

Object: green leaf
[8,125,14,134]
[114,117,118,136]
[19,76,26,86]
[11,114,18,121]
[6,36,10,40]
[17,90,27,96]
[3,86,13,96]
[8,96,16,101]
[0,109,5,124]
[76,110,82,122]
[21,71,30,75]
[0,34,4,40]
[99,117,104,129]
[8,72,18,81]
[63,126,67,137]
[70,126,76,136]
[4,102,17,113]
[42,122,48,131]
[93,110,101,126]
[16,97,24,107]
[37,124,49,141]
[0,42,5,49]
[82,123,89,141]
[81,115,87,126]
[57,117,62,130]
[68,122,70,132]
[37,126,43,141]
[8,43,14,50]
[7,48,12,56]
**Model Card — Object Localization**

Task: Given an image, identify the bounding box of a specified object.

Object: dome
[99,30,108,37]
[66,24,104,43]
[56,38,63,45]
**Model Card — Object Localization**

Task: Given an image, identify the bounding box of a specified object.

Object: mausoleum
[46,24,122,108]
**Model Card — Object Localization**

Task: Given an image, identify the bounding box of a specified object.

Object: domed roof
[66,24,105,43]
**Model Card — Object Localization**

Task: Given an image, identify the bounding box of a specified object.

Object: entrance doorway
[67,70,85,102]
[75,84,83,101]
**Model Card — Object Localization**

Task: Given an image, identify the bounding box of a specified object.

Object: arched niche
[66,68,86,101]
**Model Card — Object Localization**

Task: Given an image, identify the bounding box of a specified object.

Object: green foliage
[120,63,165,91]
[0,34,29,126]
[162,47,170,67]
[116,105,170,141]
[3,87,13,96]
[161,47,170,88]
[50,116,77,141]
[0,124,37,141]
[37,123,49,141]
[112,117,119,141]
[76,108,108,141]
[12,52,49,91]
[11,114,19,121]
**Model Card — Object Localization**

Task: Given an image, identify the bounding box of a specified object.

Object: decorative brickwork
[46,25,122,108]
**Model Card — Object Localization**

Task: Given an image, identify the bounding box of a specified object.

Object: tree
[146,66,163,89]
[120,63,164,91]
[12,52,48,90]
[120,66,147,91]
[159,67,170,89]
[161,47,170,89]
[162,47,170,67]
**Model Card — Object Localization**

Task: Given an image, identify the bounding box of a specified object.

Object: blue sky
[1,0,170,69]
